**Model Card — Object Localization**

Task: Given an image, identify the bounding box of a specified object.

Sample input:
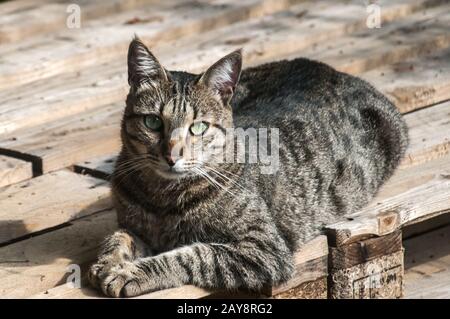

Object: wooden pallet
[0,0,449,299]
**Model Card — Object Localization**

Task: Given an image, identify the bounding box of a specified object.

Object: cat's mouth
[156,167,189,179]
[153,161,199,180]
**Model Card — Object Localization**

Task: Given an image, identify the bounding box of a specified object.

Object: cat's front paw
[88,258,116,289]
[93,261,147,298]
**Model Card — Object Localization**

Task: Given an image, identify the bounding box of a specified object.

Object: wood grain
[329,231,402,268]
[0,169,112,244]
[403,224,450,298]
[361,47,450,113]
[0,210,118,298]
[0,0,302,90]
[0,156,32,188]
[0,0,154,44]
[376,154,450,202]
[0,104,122,175]
[401,100,450,167]
[304,5,450,75]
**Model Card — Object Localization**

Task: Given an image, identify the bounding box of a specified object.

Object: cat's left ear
[127,36,169,91]
[198,49,242,104]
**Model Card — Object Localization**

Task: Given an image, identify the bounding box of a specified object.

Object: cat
[88,36,408,297]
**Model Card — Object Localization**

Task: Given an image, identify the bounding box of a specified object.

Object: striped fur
[89,38,409,297]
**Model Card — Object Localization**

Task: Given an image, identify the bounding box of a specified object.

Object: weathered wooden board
[0,0,441,136]
[0,169,111,244]
[165,0,445,73]
[0,104,122,175]
[402,100,450,168]
[403,224,450,298]
[0,210,117,298]
[329,231,404,299]
[361,47,450,113]
[330,249,404,299]
[377,154,450,201]
[31,282,215,299]
[301,5,450,75]
[0,0,302,90]
[0,0,54,16]
[273,277,328,299]
[0,156,32,188]
[0,0,153,44]
[29,235,328,299]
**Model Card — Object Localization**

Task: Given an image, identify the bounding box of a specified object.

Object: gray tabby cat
[88,37,408,297]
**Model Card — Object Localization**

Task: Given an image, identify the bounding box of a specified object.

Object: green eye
[190,121,209,136]
[144,115,163,131]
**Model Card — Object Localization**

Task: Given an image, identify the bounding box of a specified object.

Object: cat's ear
[127,36,169,90]
[198,49,242,104]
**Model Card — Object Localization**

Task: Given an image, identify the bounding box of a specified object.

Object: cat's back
[232,58,408,243]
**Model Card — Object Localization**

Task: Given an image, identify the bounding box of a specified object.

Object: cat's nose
[164,155,176,167]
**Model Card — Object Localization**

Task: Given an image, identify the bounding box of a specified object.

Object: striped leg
[88,229,151,290]
[98,236,293,297]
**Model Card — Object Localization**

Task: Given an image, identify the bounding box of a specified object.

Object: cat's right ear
[127,36,169,90]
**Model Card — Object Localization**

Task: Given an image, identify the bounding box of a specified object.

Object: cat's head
[121,37,242,180]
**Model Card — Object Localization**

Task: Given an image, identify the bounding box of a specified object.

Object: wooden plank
[0,103,122,175]
[272,277,327,299]
[0,210,117,298]
[401,100,450,167]
[329,231,402,269]
[0,0,440,136]
[0,0,302,91]
[361,47,450,113]
[330,249,404,299]
[377,154,450,201]
[403,224,450,298]
[0,0,153,44]
[0,0,53,16]
[329,231,404,299]
[28,235,327,299]
[30,282,214,299]
[163,0,444,74]
[0,169,111,244]
[254,4,450,75]
[0,156,32,188]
